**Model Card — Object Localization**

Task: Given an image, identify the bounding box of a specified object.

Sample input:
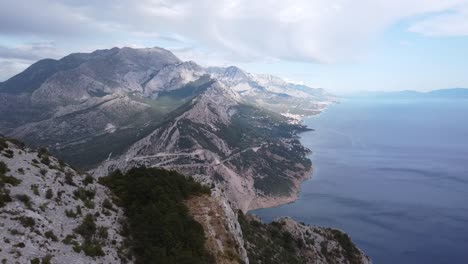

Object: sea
[253,97,468,264]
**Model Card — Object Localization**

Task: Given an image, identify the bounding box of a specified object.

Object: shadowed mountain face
[0,47,330,210]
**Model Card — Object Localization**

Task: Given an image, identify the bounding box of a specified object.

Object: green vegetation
[31,184,40,196]
[238,212,306,264]
[45,230,58,242]
[65,206,82,218]
[73,187,95,201]
[83,174,94,185]
[16,194,32,209]
[0,138,8,151]
[74,214,105,257]
[0,161,20,207]
[41,254,53,264]
[3,149,13,158]
[326,228,362,264]
[65,172,76,186]
[73,187,96,208]
[18,216,35,228]
[45,189,53,199]
[102,198,113,210]
[99,167,213,264]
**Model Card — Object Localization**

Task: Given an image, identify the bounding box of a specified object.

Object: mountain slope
[0,47,333,169]
[0,138,129,263]
[93,79,312,212]
[0,48,215,169]
[0,47,371,264]
[207,66,335,118]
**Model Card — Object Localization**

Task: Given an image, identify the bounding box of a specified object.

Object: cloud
[1,0,468,66]
[0,41,60,61]
[409,7,468,36]
[0,59,31,80]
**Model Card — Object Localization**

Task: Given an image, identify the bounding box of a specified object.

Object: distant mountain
[0,45,329,216]
[207,66,335,117]
[0,47,333,171]
[0,47,370,264]
[354,88,468,99]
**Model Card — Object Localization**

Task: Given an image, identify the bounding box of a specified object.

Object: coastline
[247,107,328,212]
[248,165,314,211]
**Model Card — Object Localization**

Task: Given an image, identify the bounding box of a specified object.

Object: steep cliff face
[239,214,372,264]
[93,80,312,212]
[0,138,129,263]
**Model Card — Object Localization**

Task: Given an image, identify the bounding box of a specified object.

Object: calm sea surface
[253,98,468,264]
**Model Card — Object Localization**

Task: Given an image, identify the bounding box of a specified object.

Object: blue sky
[1,0,468,94]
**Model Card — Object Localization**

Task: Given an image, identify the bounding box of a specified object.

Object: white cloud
[0,59,31,80]
[409,6,468,36]
[1,0,468,67]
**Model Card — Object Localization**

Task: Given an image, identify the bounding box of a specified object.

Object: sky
[1,0,468,93]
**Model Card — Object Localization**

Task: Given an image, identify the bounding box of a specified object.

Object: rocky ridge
[0,47,371,263]
[0,138,129,263]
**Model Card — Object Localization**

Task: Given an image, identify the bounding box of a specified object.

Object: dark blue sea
[253,98,468,264]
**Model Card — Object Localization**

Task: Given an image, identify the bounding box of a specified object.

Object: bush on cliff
[99,167,212,264]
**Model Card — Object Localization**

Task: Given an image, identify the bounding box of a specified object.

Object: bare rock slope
[0,138,129,263]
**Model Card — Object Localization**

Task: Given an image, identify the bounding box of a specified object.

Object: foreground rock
[239,214,372,264]
[0,138,128,263]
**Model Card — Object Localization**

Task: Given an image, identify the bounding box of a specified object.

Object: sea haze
[253,97,468,264]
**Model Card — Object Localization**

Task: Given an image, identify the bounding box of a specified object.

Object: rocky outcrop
[186,191,248,264]
[0,138,129,263]
[239,214,372,264]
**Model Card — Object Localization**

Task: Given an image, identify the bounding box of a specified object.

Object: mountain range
[0,47,370,263]
[352,88,468,99]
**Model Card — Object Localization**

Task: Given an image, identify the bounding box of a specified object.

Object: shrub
[38,148,49,157]
[0,161,8,174]
[3,149,13,158]
[40,169,48,176]
[82,240,105,257]
[0,189,12,207]
[83,175,94,185]
[65,209,78,218]
[40,155,50,166]
[99,167,213,264]
[84,199,95,209]
[0,138,7,151]
[74,214,96,240]
[42,254,53,264]
[62,234,77,245]
[13,242,25,248]
[73,187,96,201]
[31,184,40,196]
[102,199,113,211]
[31,258,40,264]
[16,194,32,209]
[45,230,58,242]
[65,173,76,186]
[18,216,35,228]
[45,189,53,199]
[97,226,108,239]
[0,174,21,186]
